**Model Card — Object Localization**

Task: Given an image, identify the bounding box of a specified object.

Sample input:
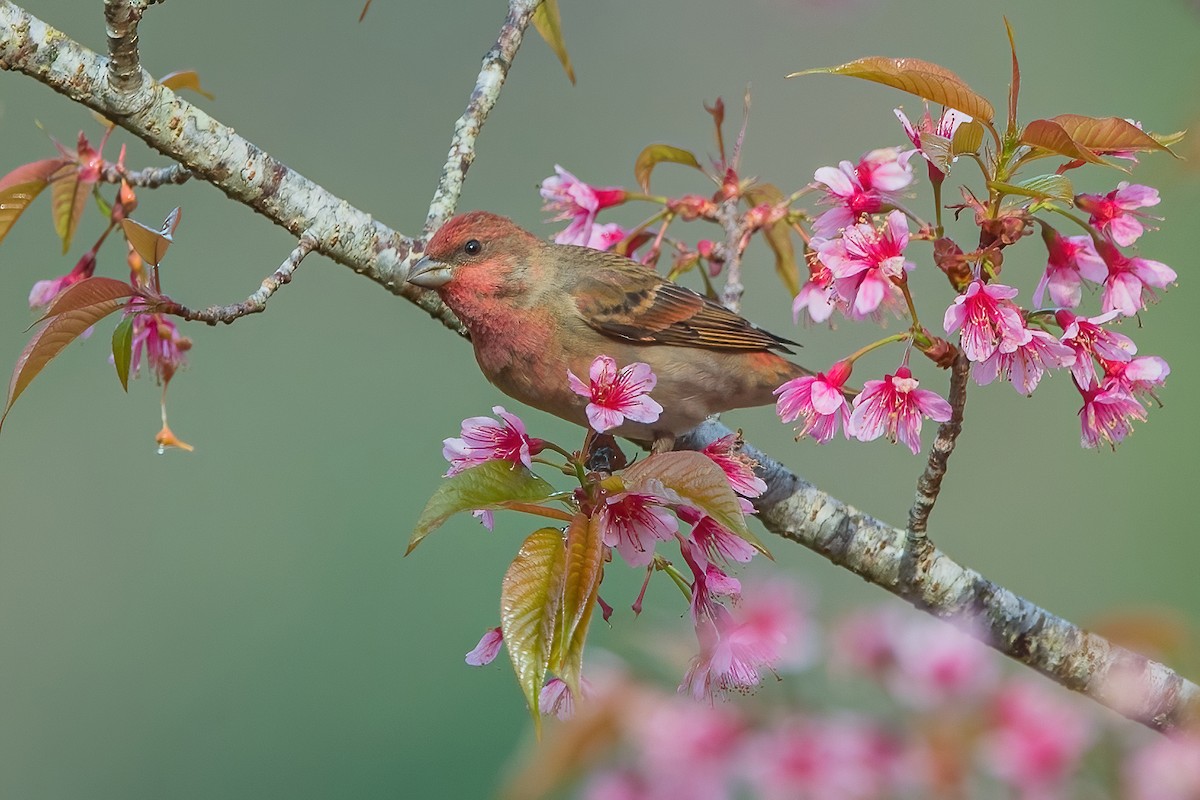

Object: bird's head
[406,211,539,298]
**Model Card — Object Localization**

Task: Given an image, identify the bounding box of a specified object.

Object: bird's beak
[406,255,452,289]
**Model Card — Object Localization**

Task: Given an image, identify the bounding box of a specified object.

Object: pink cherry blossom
[538,676,592,720]
[1078,382,1146,449]
[792,263,839,324]
[775,360,853,443]
[886,616,998,709]
[701,433,766,498]
[583,222,628,251]
[812,148,914,236]
[1076,182,1160,246]
[973,328,1076,395]
[943,279,1029,363]
[631,695,746,800]
[828,607,899,680]
[28,249,98,308]
[680,581,810,700]
[1033,230,1106,308]
[600,485,678,568]
[849,366,952,454]
[679,504,758,567]
[1125,732,1200,800]
[464,626,503,666]
[568,355,663,433]
[895,104,973,183]
[980,681,1095,799]
[129,310,191,384]
[541,165,626,246]
[747,714,908,800]
[1101,354,1169,401]
[816,211,912,319]
[1056,309,1137,386]
[1095,239,1176,317]
[442,405,541,476]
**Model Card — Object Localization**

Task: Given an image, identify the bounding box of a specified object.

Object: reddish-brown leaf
[49,162,92,254]
[1020,119,1108,166]
[42,276,138,320]
[1004,17,1021,138]
[160,70,215,100]
[120,207,182,267]
[0,158,70,248]
[551,513,604,696]
[1,281,136,431]
[1048,114,1177,157]
[790,57,995,122]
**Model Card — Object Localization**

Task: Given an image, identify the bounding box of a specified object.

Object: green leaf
[951,120,985,157]
[501,528,567,733]
[744,183,800,296]
[790,57,995,123]
[1,278,137,432]
[111,315,135,392]
[49,162,91,254]
[991,174,1074,204]
[1047,114,1177,158]
[0,158,69,248]
[1020,119,1109,167]
[407,460,557,554]
[634,144,702,193]
[550,512,604,695]
[532,0,575,85]
[623,451,770,558]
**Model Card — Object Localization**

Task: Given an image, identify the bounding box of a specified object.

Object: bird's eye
[463,239,482,256]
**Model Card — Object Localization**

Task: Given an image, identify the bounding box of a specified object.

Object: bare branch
[159,231,317,325]
[103,0,159,97]
[905,351,970,550]
[0,2,462,334]
[422,0,542,237]
[677,419,1200,733]
[99,162,192,188]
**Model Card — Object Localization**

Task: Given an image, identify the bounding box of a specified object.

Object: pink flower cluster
[776,361,951,455]
[528,595,1178,800]
[540,165,628,250]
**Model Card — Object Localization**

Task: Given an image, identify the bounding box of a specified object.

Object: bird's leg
[650,433,676,455]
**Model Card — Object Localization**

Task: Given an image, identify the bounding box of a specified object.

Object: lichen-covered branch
[159,231,316,325]
[422,0,541,237]
[0,0,462,334]
[99,161,193,188]
[677,420,1200,733]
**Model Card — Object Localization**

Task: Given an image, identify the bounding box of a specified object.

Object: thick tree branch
[677,421,1200,733]
[2,1,1196,733]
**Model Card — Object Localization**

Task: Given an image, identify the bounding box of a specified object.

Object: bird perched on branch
[407,211,809,450]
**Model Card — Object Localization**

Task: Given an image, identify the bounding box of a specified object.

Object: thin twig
[422,0,542,238]
[677,419,1200,733]
[160,231,316,325]
[103,0,158,96]
[100,162,193,188]
[905,351,970,555]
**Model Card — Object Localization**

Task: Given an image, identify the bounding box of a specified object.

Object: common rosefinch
[408,211,810,449]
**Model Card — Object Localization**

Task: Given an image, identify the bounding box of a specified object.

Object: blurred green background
[1,1,1198,797]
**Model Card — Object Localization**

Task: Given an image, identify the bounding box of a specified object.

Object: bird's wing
[569,249,798,353]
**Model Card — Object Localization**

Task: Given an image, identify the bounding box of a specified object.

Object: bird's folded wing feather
[570,251,797,353]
